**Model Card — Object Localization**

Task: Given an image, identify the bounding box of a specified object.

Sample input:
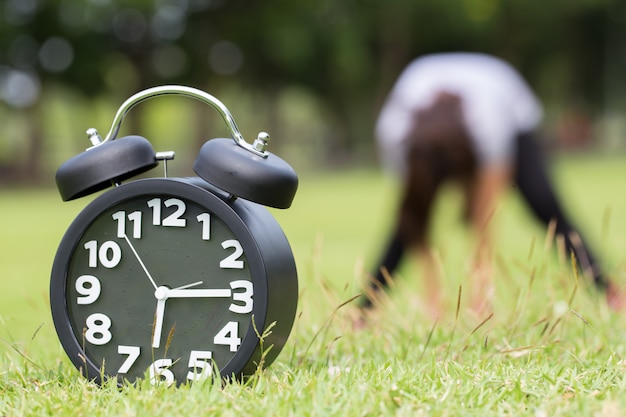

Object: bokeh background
[4,4,626,413]
[2,0,626,183]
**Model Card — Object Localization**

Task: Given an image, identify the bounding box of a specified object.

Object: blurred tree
[0,0,620,183]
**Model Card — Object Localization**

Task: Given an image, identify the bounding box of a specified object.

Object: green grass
[2,154,626,416]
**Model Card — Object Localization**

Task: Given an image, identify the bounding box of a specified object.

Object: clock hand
[152,295,167,348]
[167,288,232,298]
[151,284,206,348]
[122,234,158,290]
[172,281,203,291]
[151,283,230,348]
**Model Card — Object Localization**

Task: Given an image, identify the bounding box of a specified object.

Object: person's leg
[358,229,405,309]
[513,130,608,288]
[360,143,441,310]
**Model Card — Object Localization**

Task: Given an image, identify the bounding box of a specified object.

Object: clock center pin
[154,286,169,301]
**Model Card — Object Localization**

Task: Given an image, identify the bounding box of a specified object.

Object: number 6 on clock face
[51,178,298,386]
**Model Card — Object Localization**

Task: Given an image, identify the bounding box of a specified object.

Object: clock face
[51,179,272,385]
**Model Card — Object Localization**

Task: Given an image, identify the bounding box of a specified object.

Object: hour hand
[152,297,166,348]
[151,286,171,348]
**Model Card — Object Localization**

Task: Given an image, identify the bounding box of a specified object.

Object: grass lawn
[1,153,626,416]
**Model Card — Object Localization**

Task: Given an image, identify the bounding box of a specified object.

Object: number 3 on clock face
[51,178,298,386]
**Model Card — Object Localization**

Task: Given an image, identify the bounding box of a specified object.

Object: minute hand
[167,288,232,298]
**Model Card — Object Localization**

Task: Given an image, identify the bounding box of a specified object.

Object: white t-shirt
[376,53,543,175]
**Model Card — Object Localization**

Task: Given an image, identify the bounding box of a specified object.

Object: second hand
[122,234,158,290]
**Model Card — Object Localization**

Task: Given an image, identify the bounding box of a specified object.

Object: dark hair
[398,91,477,247]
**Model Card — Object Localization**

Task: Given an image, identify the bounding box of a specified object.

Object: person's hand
[606,281,626,312]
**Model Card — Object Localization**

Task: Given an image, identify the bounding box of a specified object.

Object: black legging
[361,131,607,308]
[513,131,606,288]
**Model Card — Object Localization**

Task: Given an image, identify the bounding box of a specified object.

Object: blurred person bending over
[359,52,625,318]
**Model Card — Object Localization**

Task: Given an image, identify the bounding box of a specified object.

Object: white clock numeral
[150,359,175,386]
[117,345,140,374]
[75,275,101,305]
[147,198,187,227]
[112,210,142,239]
[85,313,112,345]
[163,198,186,227]
[148,352,215,384]
[220,240,244,269]
[147,198,161,225]
[186,350,213,381]
[84,240,121,268]
[229,280,253,314]
[197,213,211,240]
[213,321,241,352]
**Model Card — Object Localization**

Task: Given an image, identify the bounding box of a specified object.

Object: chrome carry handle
[85,85,269,158]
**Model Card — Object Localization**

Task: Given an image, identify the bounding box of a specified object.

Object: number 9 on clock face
[51,178,298,386]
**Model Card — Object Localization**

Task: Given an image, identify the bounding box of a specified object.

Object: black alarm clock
[50,86,298,386]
